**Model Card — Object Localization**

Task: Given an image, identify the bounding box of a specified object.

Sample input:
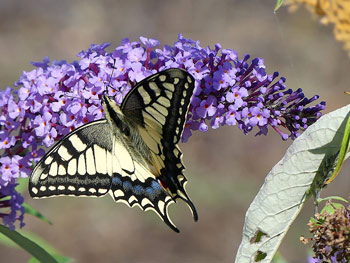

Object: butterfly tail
[173,175,198,222]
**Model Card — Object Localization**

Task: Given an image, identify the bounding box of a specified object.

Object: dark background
[1,0,350,262]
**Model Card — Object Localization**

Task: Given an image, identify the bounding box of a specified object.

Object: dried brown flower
[306,201,350,262]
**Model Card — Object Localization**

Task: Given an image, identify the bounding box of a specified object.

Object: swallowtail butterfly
[29,68,197,232]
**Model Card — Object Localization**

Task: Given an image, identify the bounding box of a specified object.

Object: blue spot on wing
[151,181,162,192]
[145,187,155,198]
[133,185,144,195]
[123,181,132,191]
[145,181,163,200]
[111,174,167,206]
[112,176,122,185]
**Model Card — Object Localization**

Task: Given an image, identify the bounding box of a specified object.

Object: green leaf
[0,225,58,263]
[0,229,17,247]
[274,0,284,12]
[29,254,74,263]
[324,114,350,184]
[23,202,53,225]
[18,230,60,254]
[309,217,318,224]
[310,216,325,226]
[0,228,73,263]
[320,202,344,215]
[317,196,349,203]
[235,105,350,263]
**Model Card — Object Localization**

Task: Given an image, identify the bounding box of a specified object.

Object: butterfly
[29,68,198,232]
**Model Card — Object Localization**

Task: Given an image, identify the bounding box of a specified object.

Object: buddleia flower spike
[0,35,325,231]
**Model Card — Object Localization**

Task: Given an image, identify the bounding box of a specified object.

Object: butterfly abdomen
[102,94,154,167]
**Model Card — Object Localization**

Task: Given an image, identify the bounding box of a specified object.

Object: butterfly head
[102,94,125,123]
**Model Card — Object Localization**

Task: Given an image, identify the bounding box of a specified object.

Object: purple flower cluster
[0,34,325,229]
[0,184,24,230]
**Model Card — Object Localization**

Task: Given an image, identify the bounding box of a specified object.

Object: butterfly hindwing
[108,137,178,231]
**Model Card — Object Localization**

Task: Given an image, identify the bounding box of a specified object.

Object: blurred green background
[1,0,350,262]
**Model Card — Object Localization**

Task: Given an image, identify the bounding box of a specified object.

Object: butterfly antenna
[61,93,80,100]
[105,58,117,96]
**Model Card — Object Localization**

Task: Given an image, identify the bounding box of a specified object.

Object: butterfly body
[29,68,197,232]
[102,95,152,166]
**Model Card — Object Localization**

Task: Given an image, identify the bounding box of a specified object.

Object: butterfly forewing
[122,69,194,144]
[29,120,113,197]
[121,69,198,220]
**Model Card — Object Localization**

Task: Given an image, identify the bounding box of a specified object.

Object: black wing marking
[121,68,198,221]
